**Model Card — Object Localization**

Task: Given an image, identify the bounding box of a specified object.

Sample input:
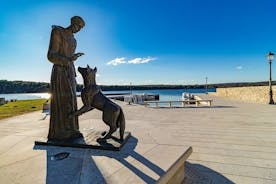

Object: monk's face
[72,23,83,33]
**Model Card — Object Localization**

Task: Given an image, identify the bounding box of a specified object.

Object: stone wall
[212,86,276,104]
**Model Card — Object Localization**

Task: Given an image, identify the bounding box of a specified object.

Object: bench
[144,99,212,107]
[193,99,212,106]
[156,146,193,184]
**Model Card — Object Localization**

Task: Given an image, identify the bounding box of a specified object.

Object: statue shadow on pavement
[33,136,165,184]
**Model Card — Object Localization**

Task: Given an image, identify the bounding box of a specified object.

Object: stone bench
[157,146,193,184]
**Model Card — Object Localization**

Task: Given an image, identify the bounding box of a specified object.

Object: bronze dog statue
[72,65,125,141]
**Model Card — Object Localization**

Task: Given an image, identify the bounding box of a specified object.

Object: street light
[130,82,132,94]
[267,51,274,104]
[205,77,208,94]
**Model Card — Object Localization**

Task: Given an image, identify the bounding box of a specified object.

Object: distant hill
[0,79,275,94]
[0,80,50,94]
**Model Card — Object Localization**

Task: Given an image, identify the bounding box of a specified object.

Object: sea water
[0,93,51,101]
[0,88,216,101]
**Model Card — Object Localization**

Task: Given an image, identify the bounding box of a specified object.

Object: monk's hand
[71,52,84,62]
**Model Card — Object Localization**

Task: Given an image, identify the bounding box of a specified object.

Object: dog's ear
[87,64,90,69]
[94,67,97,72]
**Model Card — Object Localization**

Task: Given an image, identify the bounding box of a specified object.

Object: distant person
[47,16,85,141]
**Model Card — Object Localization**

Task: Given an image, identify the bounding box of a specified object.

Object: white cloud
[106,56,157,66]
[128,57,157,64]
[141,80,154,84]
[236,66,243,70]
[106,57,126,66]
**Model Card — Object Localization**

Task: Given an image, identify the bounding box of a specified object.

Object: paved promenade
[0,94,275,183]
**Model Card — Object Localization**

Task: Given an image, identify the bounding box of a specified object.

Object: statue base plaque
[35,130,131,151]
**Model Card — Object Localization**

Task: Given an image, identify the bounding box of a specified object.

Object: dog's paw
[97,137,106,143]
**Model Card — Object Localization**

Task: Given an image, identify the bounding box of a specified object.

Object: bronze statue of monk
[47,16,85,141]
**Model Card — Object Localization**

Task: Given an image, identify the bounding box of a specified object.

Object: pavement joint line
[8,135,45,139]
[145,132,159,144]
[172,133,276,142]
[157,142,276,153]
[0,152,43,169]
[222,173,276,181]
[172,129,276,135]
[173,129,276,135]
[0,136,29,156]
[189,159,276,171]
[0,129,33,132]
[188,168,272,180]
[191,151,276,162]
[173,137,276,148]
[170,127,276,132]
[159,143,276,154]
[156,123,276,128]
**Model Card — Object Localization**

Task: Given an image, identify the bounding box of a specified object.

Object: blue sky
[1,0,276,85]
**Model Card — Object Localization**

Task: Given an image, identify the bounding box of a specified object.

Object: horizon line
[0,79,273,86]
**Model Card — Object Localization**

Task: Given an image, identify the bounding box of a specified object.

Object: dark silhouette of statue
[47,16,85,141]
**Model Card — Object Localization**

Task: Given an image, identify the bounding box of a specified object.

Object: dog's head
[78,65,97,81]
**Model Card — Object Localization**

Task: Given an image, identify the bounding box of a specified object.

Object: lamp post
[205,77,208,94]
[267,51,274,104]
[130,82,132,94]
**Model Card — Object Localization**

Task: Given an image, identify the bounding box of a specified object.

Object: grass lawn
[0,99,47,120]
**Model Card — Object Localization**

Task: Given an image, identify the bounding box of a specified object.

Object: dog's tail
[118,108,125,141]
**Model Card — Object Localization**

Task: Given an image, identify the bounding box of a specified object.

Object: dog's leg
[78,89,96,116]
[99,109,120,142]
[77,105,94,116]
[98,126,117,142]
[70,105,94,118]
[119,109,125,141]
